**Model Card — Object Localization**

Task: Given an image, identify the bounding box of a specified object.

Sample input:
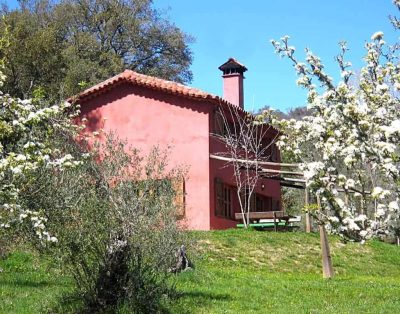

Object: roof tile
[71,69,244,112]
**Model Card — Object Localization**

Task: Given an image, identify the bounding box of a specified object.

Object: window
[262,138,278,162]
[255,194,263,212]
[271,144,278,162]
[252,194,273,212]
[272,199,280,211]
[215,178,233,219]
[242,191,273,212]
[214,111,225,135]
[213,111,235,137]
[265,197,273,211]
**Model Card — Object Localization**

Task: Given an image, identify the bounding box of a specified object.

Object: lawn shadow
[180,290,232,301]
[47,291,85,314]
[174,290,233,313]
[51,291,174,314]
[0,278,67,288]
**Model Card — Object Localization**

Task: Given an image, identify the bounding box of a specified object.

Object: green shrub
[18,134,187,313]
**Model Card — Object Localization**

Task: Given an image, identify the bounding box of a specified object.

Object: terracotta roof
[71,69,244,112]
[218,58,248,72]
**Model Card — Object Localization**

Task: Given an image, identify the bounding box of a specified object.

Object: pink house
[76,58,281,230]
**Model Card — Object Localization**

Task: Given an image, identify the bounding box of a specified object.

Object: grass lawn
[1,230,400,313]
[172,230,400,313]
[0,250,74,313]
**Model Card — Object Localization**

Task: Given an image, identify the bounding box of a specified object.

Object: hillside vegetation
[1,230,400,313]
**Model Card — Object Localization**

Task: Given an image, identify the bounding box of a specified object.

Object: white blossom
[388,201,399,212]
[371,31,384,41]
[0,71,83,243]
[376,204,387,217]
[267,32,400,241]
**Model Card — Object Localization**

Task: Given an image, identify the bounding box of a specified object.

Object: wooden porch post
[305,186,312,233]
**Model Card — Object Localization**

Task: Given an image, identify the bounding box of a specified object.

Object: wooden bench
[259,215,302,224]
[234,210,287,220]
[236,222,288,229]
[235,211,294,231]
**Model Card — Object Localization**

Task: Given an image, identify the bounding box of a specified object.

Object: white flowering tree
[0,60,82,243]
[263,3,400,277]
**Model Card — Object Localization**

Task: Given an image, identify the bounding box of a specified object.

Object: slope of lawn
[172,230,400,313]
[1,230,400,313]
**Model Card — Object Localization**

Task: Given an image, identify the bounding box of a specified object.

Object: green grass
[0,250,74,313]
[171,230,400,313]
[1,230,400,313]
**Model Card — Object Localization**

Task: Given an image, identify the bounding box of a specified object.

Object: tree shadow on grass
[0,278,69,289]
[52,291,175,314]
[45,289,233,313]
[173,290,233,313]
[180,291,232,301]
[47,291,86,314]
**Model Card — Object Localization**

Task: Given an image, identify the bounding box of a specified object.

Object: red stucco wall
[79,83,212,230]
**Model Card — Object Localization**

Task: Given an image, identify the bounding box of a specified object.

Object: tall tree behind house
[0,0,193,100]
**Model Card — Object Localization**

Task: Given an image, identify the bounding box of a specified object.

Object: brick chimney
[218,58,247,109]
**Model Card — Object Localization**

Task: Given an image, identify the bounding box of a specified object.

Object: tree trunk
[316,194,334,279]
[241,212,248,228]
[169,245,193,273]
[319,224,334,279]
[237,190,248,228]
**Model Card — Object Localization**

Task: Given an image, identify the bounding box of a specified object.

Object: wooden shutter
[215,178,223,216]
[173,177,185,218]
[223,185,232,218]
[215,178,233,218]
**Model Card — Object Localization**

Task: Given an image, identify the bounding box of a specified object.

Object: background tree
[257,105,309,121]
[0,0,193,100]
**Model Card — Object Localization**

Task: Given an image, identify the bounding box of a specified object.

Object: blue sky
[155,0,399,112]
[5,1,400,112]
